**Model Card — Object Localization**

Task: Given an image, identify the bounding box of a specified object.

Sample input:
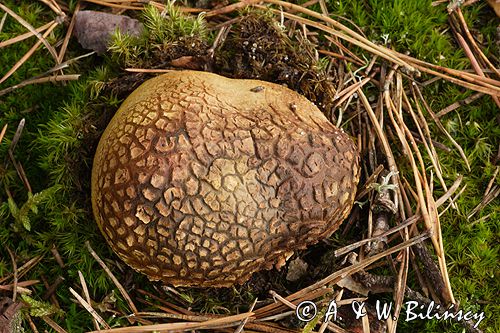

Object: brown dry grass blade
[38,0,64,16]
[0,74,80,97]
[0,3,60,63]
[0,124,7,145]
[41,316,68,333]
[69,286,111,329]
[0,21,53,48]
[85,241,138,314]
[0,20,58,85]
[82,0,143,10]
[58,2,80,63]
[88,312,254,333]
[0,255,43,284]
[78,271,102,330]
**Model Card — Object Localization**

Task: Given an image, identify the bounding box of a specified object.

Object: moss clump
[109,2,210,68]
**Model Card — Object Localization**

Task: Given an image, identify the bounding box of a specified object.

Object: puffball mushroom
[91,70,360,287]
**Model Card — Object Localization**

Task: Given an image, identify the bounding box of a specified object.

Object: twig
[0,12,6,33]
[0,20,59,85]
[82,0,143,10]
[255,286,332,318]
[436,92,483,118]
[355,164,385,200]
[88,312,254,333]
[0,74,80,97]
[358,86,401,214]
[269,290,347,333]
[257,310,295,322]
[386,85,455,303]
[38,0,64,16]
[0,3,60,64]
[484,166,500,197]
[410,130,451,152]
[397,53,500,96]
[42,275,64,303]
[0,280,39,292]
[40,51,95,76]
[467,185,500,219]
[136,288,196,315]
[85,241,138,314]
[435,175,464,208]
[24,313,40,333]
[257,233,429,316]
[260,2,414,70]
[319,49,364,66]
[50,244,65,268]
[128,310,212,321]
[0,255,44,285]
[0,21,53,48]
[333,75,373,108]
[335,215,420,257]
[455,8,500,77]
[454,32,500,108]
[7,119,32,193]
[6,248,18,302]
[234,298,258,333]
[41,276,60,309]
[403,90,453,208]
[438,183,467,217]
[58,2,80,63]
[8,142,30,195]
[205,0,262,17]
[0,124,7,144]
[41,316,68,333]
[69,287,111,329]
[78,271,100,331]
[125,68,173,73]
[412,83,471,171]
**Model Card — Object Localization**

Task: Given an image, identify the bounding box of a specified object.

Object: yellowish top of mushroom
[92,70,360,287]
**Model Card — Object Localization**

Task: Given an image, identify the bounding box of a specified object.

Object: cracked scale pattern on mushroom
[91,71,360,287]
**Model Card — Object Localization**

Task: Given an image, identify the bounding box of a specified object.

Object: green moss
[108,2,210,67]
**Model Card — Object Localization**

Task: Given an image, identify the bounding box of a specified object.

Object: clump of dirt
[214,11,338,114]
[151,35,210,67]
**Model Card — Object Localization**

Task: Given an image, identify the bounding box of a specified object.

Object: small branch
[0,74,80,97]
[69,286,111,329]
[0,21,53,48]
[0,20,59,85]
[0,3,61,64]
[85,241,139,314]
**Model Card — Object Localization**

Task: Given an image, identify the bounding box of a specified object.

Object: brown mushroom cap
[91,70,360,287]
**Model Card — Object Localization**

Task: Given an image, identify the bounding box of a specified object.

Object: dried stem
[85,241,139,314]
[0,3,60,64]
[0,20,59,85]
[0,21,53,48]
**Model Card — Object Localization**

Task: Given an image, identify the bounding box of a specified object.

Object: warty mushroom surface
[91,70,360,287]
